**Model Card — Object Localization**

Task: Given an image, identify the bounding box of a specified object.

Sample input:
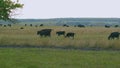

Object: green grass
[0,48,120,68]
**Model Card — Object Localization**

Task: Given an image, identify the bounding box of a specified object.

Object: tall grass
[0,26,120,49]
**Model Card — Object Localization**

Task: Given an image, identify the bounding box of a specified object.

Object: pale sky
[13,0,120,19]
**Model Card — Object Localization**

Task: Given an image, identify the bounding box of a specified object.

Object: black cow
[4,25,6,27]
[40,24,43,26]
[37,29,52,37]
[65,32,75,39]
[25,24,27,26]
[105,25,110,28]
[20,27,24,29]
[56,31,65,36]
[30,24,32,27]
[114,25,119,28]
[8,24,11,27]
[78,24,85,28]
[63,24,69,27]
[108,32,120,40]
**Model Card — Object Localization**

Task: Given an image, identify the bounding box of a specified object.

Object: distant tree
[0,0,23,22]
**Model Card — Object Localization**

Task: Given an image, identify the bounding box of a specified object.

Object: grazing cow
[56,31,65,36]
[108,32,120,40]
[8,24,11,27]
[78,24,85,28]
[25,24,27,26]
[37,29,52,37]
[40,24,43,26]
[63,24,69,27]
[20,27,24,29]
[30,24,32,27]
[65,32,75,39]
[115,25,119,28]
[4,25,6,27]
[105,25,110,28]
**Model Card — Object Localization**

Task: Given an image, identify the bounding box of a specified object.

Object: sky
[13,0,120,19]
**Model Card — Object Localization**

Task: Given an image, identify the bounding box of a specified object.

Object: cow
[78,24,85,28]
[30,24,32,27]
[105,25,110,28]
[40,24,43,26]
[56,31,65,36]
[65,32,75,39]
[114,25,119,28]
[37,29,52,37]
[25,24,27,26]
[20,27,24,29]
[8,24,11,27]
[63,24,69,27]
[4,25,6,27]
[108,32,120,40]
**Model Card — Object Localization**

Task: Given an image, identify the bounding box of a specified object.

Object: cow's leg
[117,37,119,39]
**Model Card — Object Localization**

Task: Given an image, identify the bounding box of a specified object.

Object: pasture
[0,25,120,68]
[0,25,120,50]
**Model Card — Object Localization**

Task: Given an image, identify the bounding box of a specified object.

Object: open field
[0,25,120,68]
[0,48,120,68]
[0,25,120,50]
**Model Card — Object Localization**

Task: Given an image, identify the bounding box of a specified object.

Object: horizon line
[15,17,120,19]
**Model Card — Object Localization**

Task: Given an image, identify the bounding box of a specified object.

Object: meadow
[0,25,120,68]
[0,25,120,50]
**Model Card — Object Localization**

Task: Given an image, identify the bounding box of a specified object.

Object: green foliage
[0,0,23,21]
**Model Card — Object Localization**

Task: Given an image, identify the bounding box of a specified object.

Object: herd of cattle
[0,23,119,28]
[0,24,119,40]
[37,29,120,40]
[37,29,75,39]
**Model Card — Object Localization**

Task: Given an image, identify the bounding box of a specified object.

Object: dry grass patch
[0,26,120,49]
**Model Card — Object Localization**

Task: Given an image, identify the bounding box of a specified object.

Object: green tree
[0,0,23,22]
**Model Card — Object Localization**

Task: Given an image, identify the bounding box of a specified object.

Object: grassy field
[0,25,120,68]
[0,25,120,49]
[0,48,120,68]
